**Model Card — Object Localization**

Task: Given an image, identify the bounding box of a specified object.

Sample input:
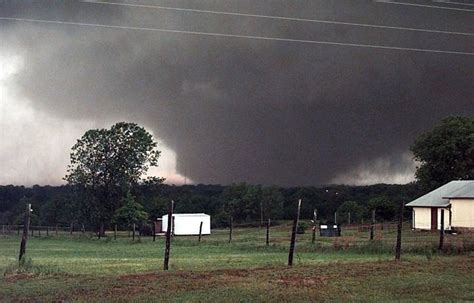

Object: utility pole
[19,203,32,262]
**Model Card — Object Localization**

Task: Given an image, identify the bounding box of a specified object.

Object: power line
[1,16,473,56]
[374,0,474,12]
[79,0,474,36]
[433,0,474,7]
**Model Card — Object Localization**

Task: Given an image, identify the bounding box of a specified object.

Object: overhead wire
[433,0,474,7]
[79,0,474,37]
[374,0,474,12]
[0,17,473,56]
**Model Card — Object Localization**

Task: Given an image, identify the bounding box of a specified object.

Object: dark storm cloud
[1,0,473,186]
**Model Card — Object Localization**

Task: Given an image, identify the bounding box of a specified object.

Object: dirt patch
[118,271,214,282]
[3,272,35,283]
[276,275,329,287]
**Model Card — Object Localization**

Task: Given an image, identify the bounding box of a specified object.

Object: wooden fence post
[55,224,58,236]
[163,200,174,270]
[266,218,270,246]
[370,210,375,240]
[70,222,73,236]
[172,216,175,236]
[99,222,104,239]
[312,209,317,244]
[395,201,404,261]
[19,204,31,262]
[132,223,136,241]
[334,212,337,224]
[198,221,203,242]
[228,216,233,243]
[438,209,444,251]
[114,224,117,240]
[288,199,302,267]
[152,222,156,242]
[46,226,49,237]
[38,226,41,237]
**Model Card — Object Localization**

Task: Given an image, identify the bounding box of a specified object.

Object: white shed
[406,180,474,231]
[162,213,211,235]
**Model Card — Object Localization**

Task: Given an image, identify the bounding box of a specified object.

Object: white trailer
[162,213,211,235]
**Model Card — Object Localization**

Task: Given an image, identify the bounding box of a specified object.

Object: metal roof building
[406,181,474,231]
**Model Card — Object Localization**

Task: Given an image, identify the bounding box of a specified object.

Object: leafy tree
[221,183,249,221]
[242,185,262,221]
[113,191,149,230]
[261,186,284,220]
[65,122,161,233]
[337,201,363,224]
[411,116,474,190]
[367,197,396,221]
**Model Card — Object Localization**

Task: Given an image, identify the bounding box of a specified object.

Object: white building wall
[412,207,449,230]
[413,207,431,230]
[162,214,211,235]
[450,199,474,228]
[437,207,450,230]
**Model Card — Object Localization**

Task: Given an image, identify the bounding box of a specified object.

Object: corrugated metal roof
[405,180,474,207]
[443,181,474,199]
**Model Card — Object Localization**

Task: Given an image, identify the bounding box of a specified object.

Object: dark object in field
[297,222,308,234]
[319,224,341,237]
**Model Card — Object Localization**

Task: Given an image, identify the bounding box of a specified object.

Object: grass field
[1,224,473,302]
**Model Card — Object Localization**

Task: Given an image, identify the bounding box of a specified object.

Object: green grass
[1,226,473,302]
[0,229,398,275]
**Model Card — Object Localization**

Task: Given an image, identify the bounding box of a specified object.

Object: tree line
[0,182,421,230]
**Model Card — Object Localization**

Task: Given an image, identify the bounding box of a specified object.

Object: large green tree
[261,186,284,221]
[411,116,474,190]
[65,122,161,232]
[337,201,363,224]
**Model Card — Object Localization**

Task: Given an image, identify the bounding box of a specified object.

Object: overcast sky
[0,0,473,187]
